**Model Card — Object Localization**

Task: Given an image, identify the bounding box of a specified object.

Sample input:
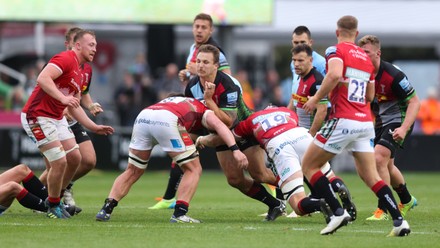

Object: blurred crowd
[1,53,440,135]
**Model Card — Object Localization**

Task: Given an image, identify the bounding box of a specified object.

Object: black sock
[298,197,321,215]
[393,183,412,204]
[275,187,284,200]
[378,198,388,213]
[372,181,402,222]
[304,176,319,198]
[66,182,74,190]
[16,189,47,212]
[163,163,183,200]
[173,200,188,217]
[22,172,48,200]
[309,171,343,215]
[102,198,118,214]
[246,182,279,209]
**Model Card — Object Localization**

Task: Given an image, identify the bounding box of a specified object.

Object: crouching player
[96,95,248,223]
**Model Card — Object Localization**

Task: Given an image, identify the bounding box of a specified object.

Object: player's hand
[391,127,406,142]
[303,96,318,114]
[204,82,215,99]
[232,150,248,170]
[178,69,189,82]
[61,96,80,108]
[94,125,114,135]
[195,136,206,149]
[88,102,103,116]
[63,108,73,122]
[186,63,197,75]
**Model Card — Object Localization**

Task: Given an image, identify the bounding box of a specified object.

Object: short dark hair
[198,44,219,64]
[293,25,311,39]
[194,13,213,27]
[291,43,313,57]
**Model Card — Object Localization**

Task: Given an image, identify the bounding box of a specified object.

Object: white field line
[0,222,435,235]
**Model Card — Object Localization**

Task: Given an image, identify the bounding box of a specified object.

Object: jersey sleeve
[232,119,252,138]
[325,45,339,62]
[218,52,230,71]
[48,52,74,74]
[81,64,93,95]
[391,72,416,102]
[219,86,239,109]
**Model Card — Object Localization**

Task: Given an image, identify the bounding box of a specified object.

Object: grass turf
[0,170,439,248]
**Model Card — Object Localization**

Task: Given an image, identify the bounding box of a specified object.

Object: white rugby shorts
[129,109,195,153]
[314,118,375,154]
[21,113,74,147]
[265,127,312,185]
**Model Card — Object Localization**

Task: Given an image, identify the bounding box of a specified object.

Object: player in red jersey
[62,27,104,209]
[38,27,104,212]
[229,106,334,219]
[302,15,410,236]
[21,30,114,219]
[96,96,247,223]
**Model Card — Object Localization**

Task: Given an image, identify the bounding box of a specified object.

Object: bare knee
[9,164,32,180]
[81,154,96,171]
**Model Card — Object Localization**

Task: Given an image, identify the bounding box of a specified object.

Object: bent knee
[81,156,97,171]
[3,181,22,195]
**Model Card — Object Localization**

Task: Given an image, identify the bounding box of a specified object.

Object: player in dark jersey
[302,15,410,236]
[95,96,247,223]
[290,44,355,219]
[186,44,286,221]
[150,13,232,210]
[358,35,419,221]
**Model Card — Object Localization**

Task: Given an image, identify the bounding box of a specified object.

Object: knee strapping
[128,152,149,169]
[173,150,199,166]
[43,146,65,162]
[320,162,333,178]
[65,144,79,154]
[281,178,304,201]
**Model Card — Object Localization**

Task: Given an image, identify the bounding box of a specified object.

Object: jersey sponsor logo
[30,125,46,141]
[345,67,371,81]
[328,143,342,151]
[355,112,367,118]
[280,167,291,177]
[292,94,308,104]
[348,49,369,61]
[399,78,412,93]
[226,92,238,104]
[170,139,182,149]
[181,132,193,146]
[350,127,373,134]
[342,129,349,135]
[135,118,170,127]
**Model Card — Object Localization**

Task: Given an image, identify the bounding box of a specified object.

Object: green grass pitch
[0,170,439,248]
